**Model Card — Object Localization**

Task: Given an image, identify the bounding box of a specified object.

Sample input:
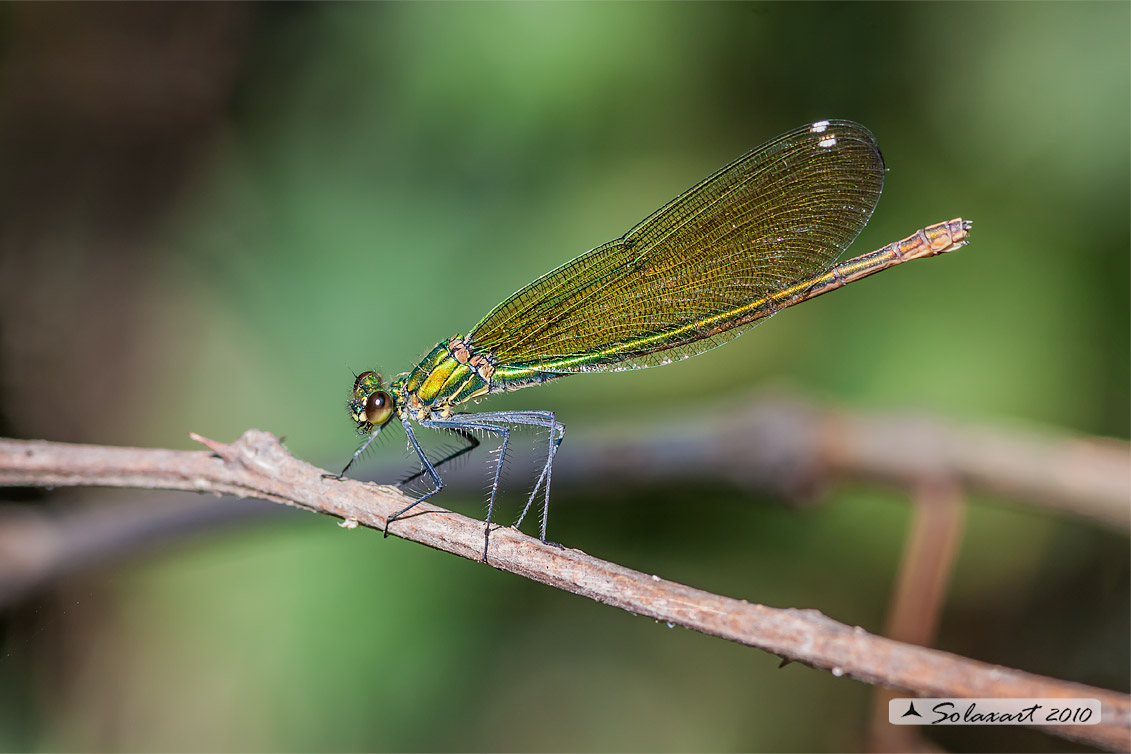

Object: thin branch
[2,390,1124,606]
[0,495,291,604]
[531,390,1129,531]
[868,481,967,752]
[0,430,1127,751]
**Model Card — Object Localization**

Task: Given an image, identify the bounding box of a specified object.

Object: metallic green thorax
[398,338,492,420]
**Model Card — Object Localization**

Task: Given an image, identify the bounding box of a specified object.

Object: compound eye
[364,390,394,426]
[354,371,376,392]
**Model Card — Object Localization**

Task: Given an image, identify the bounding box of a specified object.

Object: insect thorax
[398,336,493,420]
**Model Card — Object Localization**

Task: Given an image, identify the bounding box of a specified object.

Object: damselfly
[338,119,971,561]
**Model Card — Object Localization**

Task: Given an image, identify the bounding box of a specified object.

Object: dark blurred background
[0,3,1127,751]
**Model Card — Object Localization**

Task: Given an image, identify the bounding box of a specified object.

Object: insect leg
[384,418,445,535]
[324,426,384,480]
[462,410,565,543]
[399,427,480,486]
[421,416,510,562]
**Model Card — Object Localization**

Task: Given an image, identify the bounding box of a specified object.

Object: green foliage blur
[0,3,1126,752]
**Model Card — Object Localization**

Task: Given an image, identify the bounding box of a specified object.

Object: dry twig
[867,481,967,752]
[0,429,1127,751]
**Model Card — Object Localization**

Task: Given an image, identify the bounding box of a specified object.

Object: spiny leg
[481,424,509,561]
[538,420,565,542]
[464,410,565,542]
[422,417,509,562]
[516,416,565,542]
[523,419,564,517]
[399,427,480,487]
[323,427,383,480]
[385,418,446,535]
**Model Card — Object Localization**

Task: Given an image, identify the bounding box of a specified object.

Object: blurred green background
[0,3,1127,752]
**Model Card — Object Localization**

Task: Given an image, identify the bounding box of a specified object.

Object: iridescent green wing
[468,120,885,377]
